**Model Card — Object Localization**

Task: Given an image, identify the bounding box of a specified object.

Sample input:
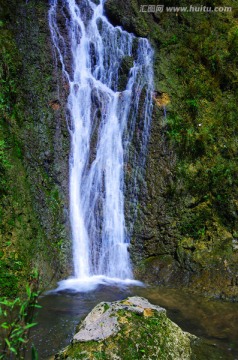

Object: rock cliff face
[1,0,238,300]
[105,0,238,300]
[0,0,71,294]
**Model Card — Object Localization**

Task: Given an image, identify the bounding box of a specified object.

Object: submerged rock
[55,296,196,359]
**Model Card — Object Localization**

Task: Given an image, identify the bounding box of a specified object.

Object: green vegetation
[0,0,237,304]
[147,1,238,294]
[0,17,26,298]
[151,1,238,275]
[0,275,40,360]
[135,0,238,225]
[105,0,238,297]
[103,303,110,313]
[0,19,20,195]
[160,7,238,221]
[0,1,70,299]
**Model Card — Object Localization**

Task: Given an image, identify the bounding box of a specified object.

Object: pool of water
[28,284,238,359]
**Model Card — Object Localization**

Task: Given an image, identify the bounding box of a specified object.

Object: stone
[55,297,197,359]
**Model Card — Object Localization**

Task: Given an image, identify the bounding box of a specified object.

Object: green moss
[0,1,71,297]
[104,0,150,37]
[152,2,238,231]
[103,303,110,313]
[104,0,238,297]
[118,55,134,91]
[58,307,194,360]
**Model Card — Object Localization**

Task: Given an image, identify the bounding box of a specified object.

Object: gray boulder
[55,296,197,359]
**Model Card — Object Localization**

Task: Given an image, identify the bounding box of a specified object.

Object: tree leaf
[24,322,37,330]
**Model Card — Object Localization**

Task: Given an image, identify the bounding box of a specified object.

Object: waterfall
[49,0,154,290]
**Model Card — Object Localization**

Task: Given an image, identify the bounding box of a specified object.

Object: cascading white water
[49,0,154,290]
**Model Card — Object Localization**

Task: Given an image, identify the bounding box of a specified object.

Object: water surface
[29,285,238,359]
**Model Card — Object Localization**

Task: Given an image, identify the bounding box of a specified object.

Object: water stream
[49,0,153,290]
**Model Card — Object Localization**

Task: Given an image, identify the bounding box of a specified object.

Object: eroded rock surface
[55,296,196,360]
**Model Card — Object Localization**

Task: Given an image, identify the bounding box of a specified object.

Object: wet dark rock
[0,0,72,290]
[105,0,238,301]
[2,0,238,302]
[117,55,134,91]
[104,0,149,37]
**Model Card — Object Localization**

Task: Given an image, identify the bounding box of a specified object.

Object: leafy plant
[0,272,40,359]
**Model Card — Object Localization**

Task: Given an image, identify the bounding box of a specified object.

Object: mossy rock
[55,296,196,359]
[118,55,134,91]
[0,0,71,296]
[104,0,149,37]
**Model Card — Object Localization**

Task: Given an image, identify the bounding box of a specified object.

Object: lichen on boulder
[55,296,196,359]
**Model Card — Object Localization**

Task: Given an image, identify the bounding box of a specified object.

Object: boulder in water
[55,296,197,359]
